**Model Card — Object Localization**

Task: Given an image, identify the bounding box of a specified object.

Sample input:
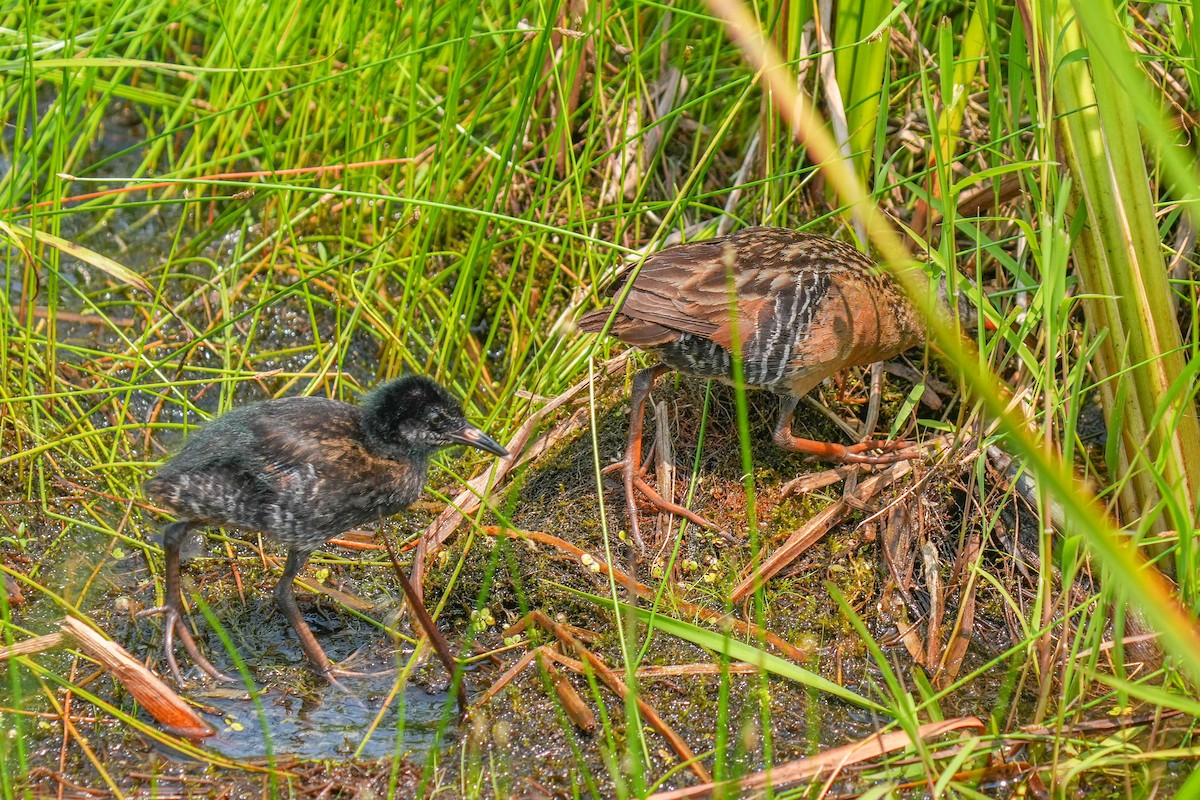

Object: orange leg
[138,520,233,684]
[771,396,919,465]
[273,547,378,687]
[617,365,719,550]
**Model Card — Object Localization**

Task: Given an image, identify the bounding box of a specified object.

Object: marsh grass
[3,0,1200,797]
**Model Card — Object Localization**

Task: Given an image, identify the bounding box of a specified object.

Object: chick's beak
[448,424,511,458]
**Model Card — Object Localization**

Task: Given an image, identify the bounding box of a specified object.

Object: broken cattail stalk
[647,716,984,800]
[732,457,922,601]
[473,646,543,710]
[536,650,597,734]
[531,611,712,784]
[487,526,806,662]
[59,617,214,739]
[0,632,64,661]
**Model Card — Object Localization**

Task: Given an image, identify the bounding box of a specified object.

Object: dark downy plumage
[143,375,509,697]
[578,226,979,546]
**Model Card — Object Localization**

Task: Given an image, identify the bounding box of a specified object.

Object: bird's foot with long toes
[839,437,922,464]
[602,365,723,551]
[137,603,233,684]
[773,431,922,465]
[601,457,722,552]
[770,395,922,465]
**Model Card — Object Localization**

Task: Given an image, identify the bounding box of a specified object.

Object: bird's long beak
[449,424,511,458]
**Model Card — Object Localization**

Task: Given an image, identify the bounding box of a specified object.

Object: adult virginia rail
[143,375,509,688]
[578,226,980,546]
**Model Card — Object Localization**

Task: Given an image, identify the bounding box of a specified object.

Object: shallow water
[188,679,455,762]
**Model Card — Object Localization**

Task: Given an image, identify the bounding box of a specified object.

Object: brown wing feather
[619,228,823,348]
[583,234,755,343]
[578,228,880,369]
[577,309,680,347]
[615,245,725,339]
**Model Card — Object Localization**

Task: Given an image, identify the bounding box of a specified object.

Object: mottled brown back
[578,227,926,397]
